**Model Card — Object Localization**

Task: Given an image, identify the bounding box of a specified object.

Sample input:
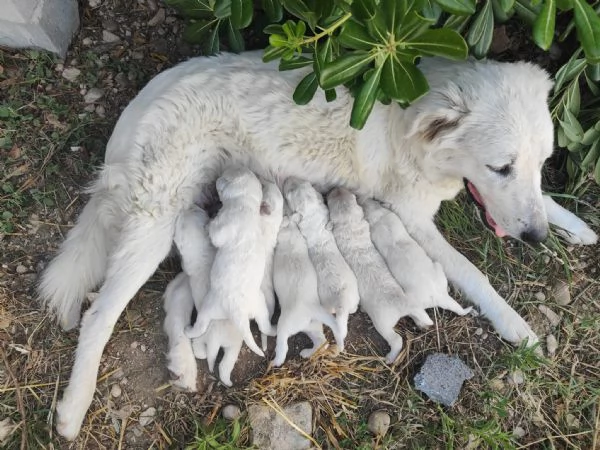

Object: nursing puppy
[185,167,275,356]
[283,177,360,350]
[259,181,284,349]
[42,52,598,439]
[272,212,342,367]
[362,199,472,327]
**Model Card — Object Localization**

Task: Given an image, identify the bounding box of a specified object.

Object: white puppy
[272,212,342,367]
[283,177,359,351]
[185,167,275,357]
[259,181,284,350]
[327,188,430,364]
[362,199,472,327]
[162,272,198,391]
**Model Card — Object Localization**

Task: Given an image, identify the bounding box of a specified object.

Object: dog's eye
[487,164,512,176]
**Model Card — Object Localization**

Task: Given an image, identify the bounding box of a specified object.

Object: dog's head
[283,177,326,217]
[216,166,262,204]
[408,60,554,244]
[327,188,363,223]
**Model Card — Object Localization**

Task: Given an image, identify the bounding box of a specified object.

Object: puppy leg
[544,195,598,245]
[409,308,434,329]
[191,338,207,359]
[163,274,197,392]
[369,311,403,364]
[436,294,473,317]
[218,340,243,387]
[299,321,327,359]
[397,212,538,346]
[56,214,174,440]
[205,334,220,373]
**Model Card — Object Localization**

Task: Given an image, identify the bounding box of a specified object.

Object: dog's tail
[232,315,264,357]
[313,306,345,352]
[38,166,124,330]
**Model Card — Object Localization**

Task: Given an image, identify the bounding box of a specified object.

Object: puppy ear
[408,87,469,142]
[260,201,272,216]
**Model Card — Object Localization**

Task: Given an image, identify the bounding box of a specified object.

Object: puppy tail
[315,306,346,352]
[232,316,264,358]
[38,187,117,331]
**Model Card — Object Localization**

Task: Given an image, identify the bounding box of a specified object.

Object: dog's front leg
[543,195,598,245]
[394,209,538,346]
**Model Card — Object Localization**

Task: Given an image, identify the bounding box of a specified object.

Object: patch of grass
[186,418,253,450]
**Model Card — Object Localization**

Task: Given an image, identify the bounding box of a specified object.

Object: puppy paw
[167,358,197,392]
[487,307,539,347]
[56,398,83,441]
[555,225,598,246]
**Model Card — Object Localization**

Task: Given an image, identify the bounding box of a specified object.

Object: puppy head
[327,188,363,222]
[359,198,387,225]
[408,60,554,243]
[216,167,262,203]
[283,177,324,216]
[260,181,284,218]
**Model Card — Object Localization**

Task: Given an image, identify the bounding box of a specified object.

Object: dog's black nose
[520,227,548,244]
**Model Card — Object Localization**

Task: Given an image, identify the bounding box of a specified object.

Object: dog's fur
[40,51,598,439]
[283,177,360,350]
[362,199,472,327]
[184,167,275,354]
[272,214,342,367]
[328,188,421,363]
[259,181,284,349]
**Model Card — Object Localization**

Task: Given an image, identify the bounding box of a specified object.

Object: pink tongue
[467,182,507,238]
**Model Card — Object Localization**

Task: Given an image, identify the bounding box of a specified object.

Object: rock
[552,281,571,306]
[566,413,580,429]
[512,426,526,438]
[474,327,483,336]
[110,384,122,398]
[538,305,561,327]
[222,404,241,421]
[367,410,390,437]
[62,67,81,82]
[16,265,27,274]
[546,334,558,356]
[115,72,129,88]
[533,291,545,302]
[507,370,524,386]
[84,88,104,104]
[82,37,93,46]
[102,30,120,43]
[89,0,100,7]
[148,9,166,26]
[413,353,474,406]
[249,401,312,450]
[139,407,156,427]
[0,418,17,445]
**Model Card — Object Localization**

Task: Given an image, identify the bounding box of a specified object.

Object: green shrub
[165,0,600,185]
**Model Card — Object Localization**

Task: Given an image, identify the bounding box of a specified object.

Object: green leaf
[573,0,600,64]
[566,80,580,115]
[396,11,436,42]
[183,19,218,44]
[586,62,600,82]
[313,37,333,79]
[381,0,406,34]
[338,20,377,51]
[581,125,600,146]
[533,0,556,51]
[263,45,287,62]
[559,108,585,142]
[381,57,429,103]
[319,52,375,90]
[491,0,514,22]
[282,0,318,29]
[205,21,221,54]
[557,125,568,147]
[497,0,515,12]
[422,0,443,21]
[513,0,539,24]
[279,56,313,70]
[556,0,572,10]
[406,29,468,60]
[214,0,232,18]
[582,139,600,168]
[444,13,471,33]
[594,154,600,184]
[325,88,337,102]
[435,0,476,15]
[351,0,378,21]
[230,0,253,28]
[293,72,319,105]
[350,64,383,130]
[554,56,585,93]
[467,0,494,58]
[226,19,245,52]
[166,0,214,19]
[262,0,283,22]
[269,34,288,47]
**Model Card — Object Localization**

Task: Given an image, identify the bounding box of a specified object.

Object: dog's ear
[408,88,469,142]
[260,201,272,216]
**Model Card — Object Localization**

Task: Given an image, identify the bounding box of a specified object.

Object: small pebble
[102,30,120,43]
[84,88,104,104]
[139,407,156,427]
[512,426,526,438]
[62,67,81,82]
[140,344,147,352]
[474,327,483,336]
[110,384,122,398]
[222,404,241,421]
[16,265,27,274]
[543,255,550,264]
[552,281,571,306]
[507,370,524,386]
[82,37,93,46]
[546,334,558,356]
[538,305,561,327]
[367,410,390,437]
[566,413,580,429]
[130,341,138,349]
[148,8,166,26]
[533,291,545,302]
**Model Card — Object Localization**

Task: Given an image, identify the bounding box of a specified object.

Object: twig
[1,347,27,450]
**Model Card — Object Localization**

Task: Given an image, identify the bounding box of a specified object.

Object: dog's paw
[56,398,83,441]
[167,361,197,392]
[555,225,598,246]
[488,307,539,347]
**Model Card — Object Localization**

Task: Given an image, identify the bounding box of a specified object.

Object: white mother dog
[39,51,597,439]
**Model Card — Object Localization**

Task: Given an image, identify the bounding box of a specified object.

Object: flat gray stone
[249,401,312,450]
[414,353,473,406]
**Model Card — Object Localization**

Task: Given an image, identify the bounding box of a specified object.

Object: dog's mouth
[464,179,507,238]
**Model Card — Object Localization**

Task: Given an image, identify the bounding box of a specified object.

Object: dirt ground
[1,1,599,449]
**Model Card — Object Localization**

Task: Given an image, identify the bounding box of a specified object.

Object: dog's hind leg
[370,311,403,364]
[299,321,327,359]
[408,309,434,329]
[163,273,197,392]
[218,340,243,387]
[543,195,598,245]
[39,193,116,331]
[55,213,174,440]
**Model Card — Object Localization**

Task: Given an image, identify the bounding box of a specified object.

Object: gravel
[414,353,474,406]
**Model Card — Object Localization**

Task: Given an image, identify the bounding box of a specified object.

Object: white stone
[249,402,312,450]
[533,291,545,302]
[110,383,122,398]
[84,88,104,104]
[102,30,120,43]
[507,370,524,386]
[62,67,80,82]
[538,305,561,327]
[367,410,390,437]
[138,407,156,427]
[552,281,571,306]
[16,265,27,274]
[546,334,558,356]
[222,404,241,421]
